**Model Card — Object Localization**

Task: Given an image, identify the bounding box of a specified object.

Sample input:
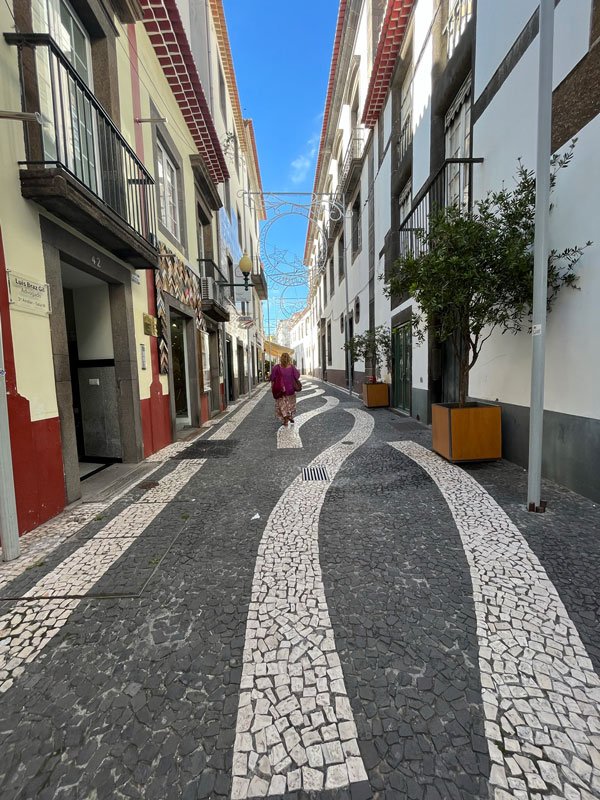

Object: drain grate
[139,480,160,491]
[302,466,330,482]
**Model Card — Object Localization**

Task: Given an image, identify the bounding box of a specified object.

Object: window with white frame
[157,140,180,239]
[398,71,413,162]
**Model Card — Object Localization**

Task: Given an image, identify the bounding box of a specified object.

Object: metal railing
[446,0,473,59]
[14,34,157,246]
[339,128,367,193]
[397,112,413,165]
[399,158,482,256]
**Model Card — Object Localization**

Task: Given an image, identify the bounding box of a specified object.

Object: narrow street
[1,383,599,800]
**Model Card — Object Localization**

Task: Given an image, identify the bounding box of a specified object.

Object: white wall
[411,0,434,192]
[470,6,599,420]
[474,0,591,99]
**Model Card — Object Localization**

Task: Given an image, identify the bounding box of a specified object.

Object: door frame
[391,306,413,415]
[164,295,200,436]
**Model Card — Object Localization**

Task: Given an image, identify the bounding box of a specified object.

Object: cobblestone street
[1,382,599,800]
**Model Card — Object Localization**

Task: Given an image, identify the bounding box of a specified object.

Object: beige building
[0,0,265,538]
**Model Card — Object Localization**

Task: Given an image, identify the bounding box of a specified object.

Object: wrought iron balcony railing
[339,128,367,197]
[8,34,157,250]
[445,0,473,59]
[397,112,413,165]
[398,158,482,257]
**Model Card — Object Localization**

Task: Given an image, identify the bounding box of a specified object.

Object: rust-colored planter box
[362,383,389,408]
[432,402,502,462]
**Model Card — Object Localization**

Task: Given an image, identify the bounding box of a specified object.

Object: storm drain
[302,466,330,482]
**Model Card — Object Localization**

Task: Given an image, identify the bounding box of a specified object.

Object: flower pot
[362,383,389,408]
[431,402,501,462]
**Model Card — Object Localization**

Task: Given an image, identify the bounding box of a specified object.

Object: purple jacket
[270,364,300,396]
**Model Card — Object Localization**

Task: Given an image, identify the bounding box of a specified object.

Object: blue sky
[222,0,339,335]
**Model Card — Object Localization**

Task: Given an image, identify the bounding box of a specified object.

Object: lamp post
[527,0,555,513]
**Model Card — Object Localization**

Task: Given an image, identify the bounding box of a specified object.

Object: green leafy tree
[345,325,391,381]
[384,143,589,406]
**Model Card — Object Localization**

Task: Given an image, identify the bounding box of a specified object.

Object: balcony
[251,264,268,301]
[399,158,482,256]
[445,0,473,60]
[200,270,230,323]
[338,128,367,201]
[6,33,158,269]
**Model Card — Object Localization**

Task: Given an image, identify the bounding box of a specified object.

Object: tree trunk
[458,329,470,407]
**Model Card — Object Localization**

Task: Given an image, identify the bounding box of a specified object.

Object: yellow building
[0,0,261,534]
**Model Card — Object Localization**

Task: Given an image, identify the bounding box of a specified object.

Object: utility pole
[527,0,555,512]
[0,315,20,561]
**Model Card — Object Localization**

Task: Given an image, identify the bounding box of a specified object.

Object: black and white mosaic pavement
[1,379,599,800]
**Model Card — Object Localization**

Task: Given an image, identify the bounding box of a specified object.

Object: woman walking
[270,353,301,427]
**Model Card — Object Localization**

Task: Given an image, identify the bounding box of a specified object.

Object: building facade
[294,0,600,501]
[0,0,265,537]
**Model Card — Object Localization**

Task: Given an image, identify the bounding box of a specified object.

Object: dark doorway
[226,337,235,401]
[171,313,190,428]
[392,323,411,413]
[237,342,246,396]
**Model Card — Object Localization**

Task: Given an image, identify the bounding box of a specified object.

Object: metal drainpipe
[0,317,20,561]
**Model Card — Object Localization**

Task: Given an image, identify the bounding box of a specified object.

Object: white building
[177,0,268,402]
[293,0,600,502]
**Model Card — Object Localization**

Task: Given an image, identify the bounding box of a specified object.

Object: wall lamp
[217,252,253,292]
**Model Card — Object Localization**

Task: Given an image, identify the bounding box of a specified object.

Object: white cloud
[289,132,320,185]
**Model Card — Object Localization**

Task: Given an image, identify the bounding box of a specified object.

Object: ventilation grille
[302,466,330,482]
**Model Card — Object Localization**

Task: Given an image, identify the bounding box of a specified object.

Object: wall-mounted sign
[143,313,158,336]
[7,271,51,316]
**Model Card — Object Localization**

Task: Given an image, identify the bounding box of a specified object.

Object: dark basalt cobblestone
[0,381,598,799]
[320,433,489,800]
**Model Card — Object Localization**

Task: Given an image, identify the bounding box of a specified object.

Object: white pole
[343,195,352,397]
[0,317,20,561]
[527,0,555,512]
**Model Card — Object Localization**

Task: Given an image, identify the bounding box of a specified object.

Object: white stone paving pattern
[0,389,266,697]
[391,441,600,800]
[296,388,325,404]
[231,409,374,799]
[277,396,339,449]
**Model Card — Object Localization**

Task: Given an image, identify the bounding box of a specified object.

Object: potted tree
[385,146,588,461]
[345,325,392,408]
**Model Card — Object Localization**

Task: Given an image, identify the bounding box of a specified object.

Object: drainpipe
[0,317,20,561]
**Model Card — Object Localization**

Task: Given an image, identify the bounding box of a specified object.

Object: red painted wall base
[141,378,172,458]
[8,391,65,534]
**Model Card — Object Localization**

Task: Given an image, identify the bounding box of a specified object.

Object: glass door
[393,323,411,413]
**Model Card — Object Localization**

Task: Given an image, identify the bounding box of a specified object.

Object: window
[327,321,332,365]
[338,234,345,281]
[329,259,334,298]
[398,72,413,163]
[354,296,360,324]
[445,77,472,207]
[157,140,180,239]
[399,181,412,224]
[219,61,227,125]
[234,133,239,177]
[225,181,231,219]
[340,313,344,334]
[323,269,328,304]
[446,0,473,59]
[351,193,361,258]
[237,206,243,249]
